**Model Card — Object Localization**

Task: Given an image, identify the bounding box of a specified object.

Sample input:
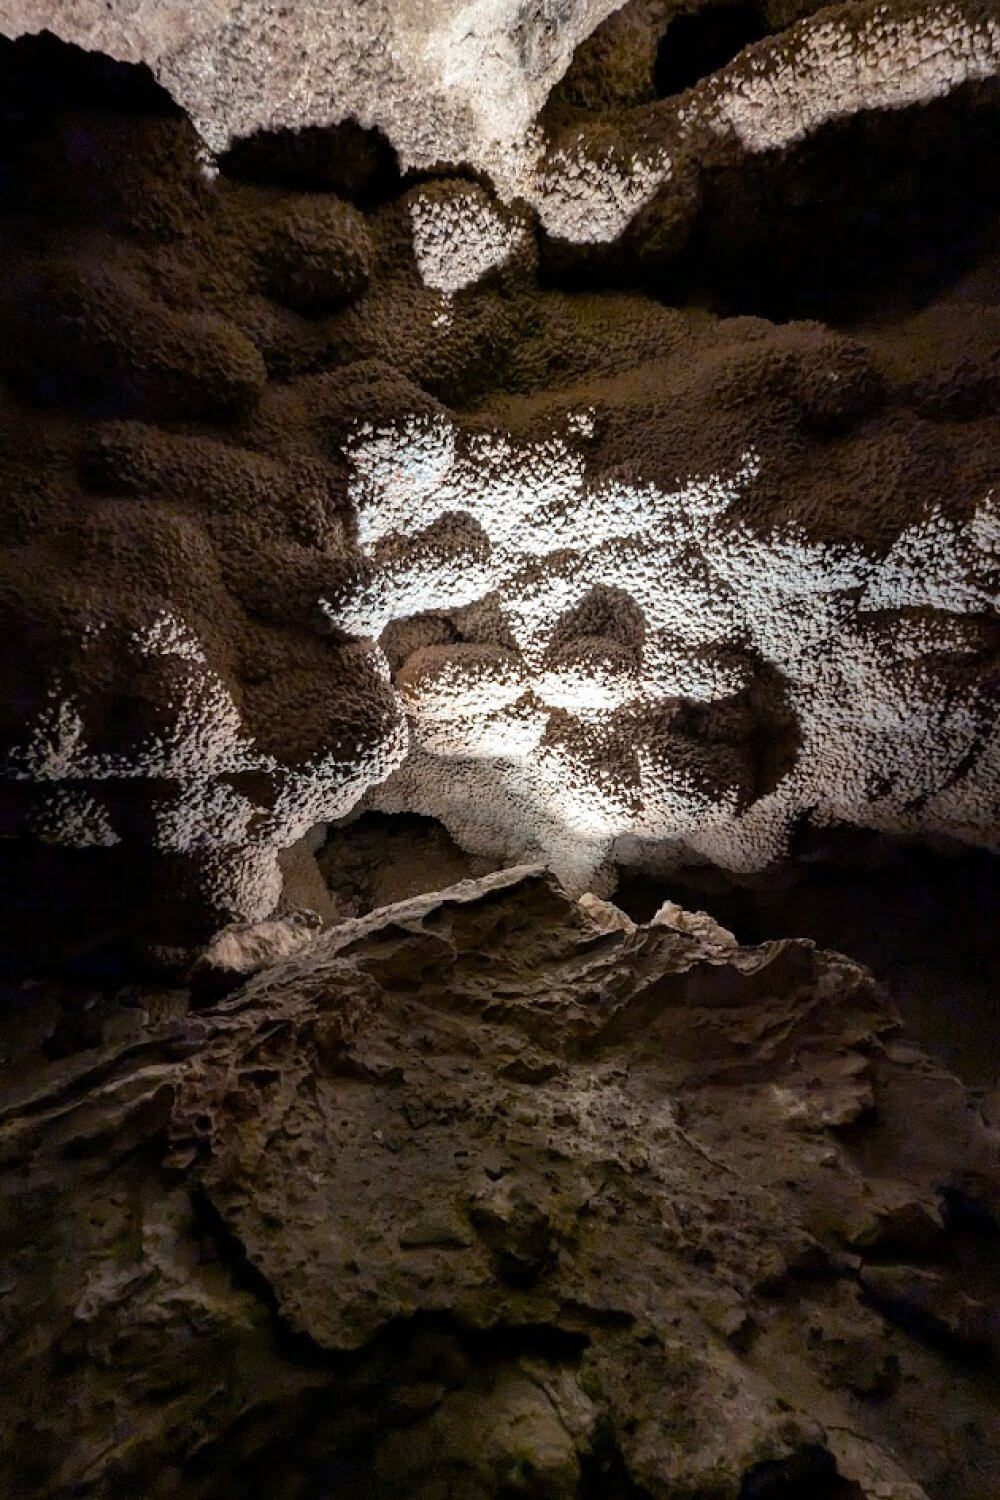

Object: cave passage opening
[660,82,1000,325]
[654,1,769,97]
[615,838,1000,1091]
[0,27,180,120]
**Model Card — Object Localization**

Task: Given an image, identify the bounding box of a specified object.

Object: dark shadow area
[654,2,768,97]
[616,838,1000,1091]
[219,118,402,206]
[0,30,204,252]
[318,810,496,914]
[169,1303,589,1500]
[0,28,182,121]
[0,836,212,985]
[739,1443,863,1498]
[540,79,1000,329]
[665,81,1000,325]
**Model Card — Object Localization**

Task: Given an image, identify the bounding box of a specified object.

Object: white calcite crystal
[6,611,408,922]
[530,138,673,244]
[692,3,1000,157]
[321,413,1000,892]
[409,183,527,296]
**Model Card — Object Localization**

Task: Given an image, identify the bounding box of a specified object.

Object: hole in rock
[219,118,402,206]
[739,1443,863,1498]
[665,82,1000,325]
[0,834,221,982]
[654,1,768,97]
[0,29,182,121]
[317,811,501,915]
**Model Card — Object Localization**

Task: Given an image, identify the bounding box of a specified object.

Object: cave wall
[0,10,998,955]
[0,7,997,1497]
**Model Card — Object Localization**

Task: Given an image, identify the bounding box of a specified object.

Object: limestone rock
[577,889,636,933]
[1,869,997,1496]
[651,896,738,952]
[188,906,323,998]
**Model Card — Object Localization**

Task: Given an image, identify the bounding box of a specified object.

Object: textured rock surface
[188,906,323,997]
[0,16,998,947]
[317,809,497,913]
[0,0,628,180]
[5,0,1000,235]
[617,835,1000,1092]
[1,868,998,1497]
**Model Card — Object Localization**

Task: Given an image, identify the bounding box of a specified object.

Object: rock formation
[0,11,997,1490]
[0,9,997,946]
[1,869,998,1497]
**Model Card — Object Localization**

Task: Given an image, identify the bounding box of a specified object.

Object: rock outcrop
[2,868,998,1497]
[0,23,998,948]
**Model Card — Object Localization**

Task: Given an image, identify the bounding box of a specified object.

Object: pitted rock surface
[2,869,998,1497]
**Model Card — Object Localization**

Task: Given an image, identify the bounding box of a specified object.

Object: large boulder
[1,868,998,1496]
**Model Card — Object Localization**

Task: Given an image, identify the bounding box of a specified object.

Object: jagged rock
[577,889,637,933]
[651,896,738,952]
[1,868,997,1497]
[188,906,323,999]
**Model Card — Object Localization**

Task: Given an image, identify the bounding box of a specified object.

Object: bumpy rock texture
[0,8,998,947]
[2,869,998,1497]
[5,0,1000,231]
[0,0,629,183]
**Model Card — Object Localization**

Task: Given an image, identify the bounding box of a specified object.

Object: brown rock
[0,869,997,1496]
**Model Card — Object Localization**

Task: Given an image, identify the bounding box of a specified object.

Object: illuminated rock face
[5,0,1000,240]
[327,410,999,891]
[0,7,999,939]
[0,0,629,186]
[7,610,407,924]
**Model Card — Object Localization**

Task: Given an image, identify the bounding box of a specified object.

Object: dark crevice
[0,29,182,120]
[190,1182,306,1341]
[219,119,403,207]
[739,1444,864,1498]
[578,1421,655,1497]
[539,79,1000,331]
[318,809,490,916]
[940,1189,1000,1237]
[654,2,769,97]
[860,1281,1000,1371]
[662,81,1000,325]
[613,841,1000,1090]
